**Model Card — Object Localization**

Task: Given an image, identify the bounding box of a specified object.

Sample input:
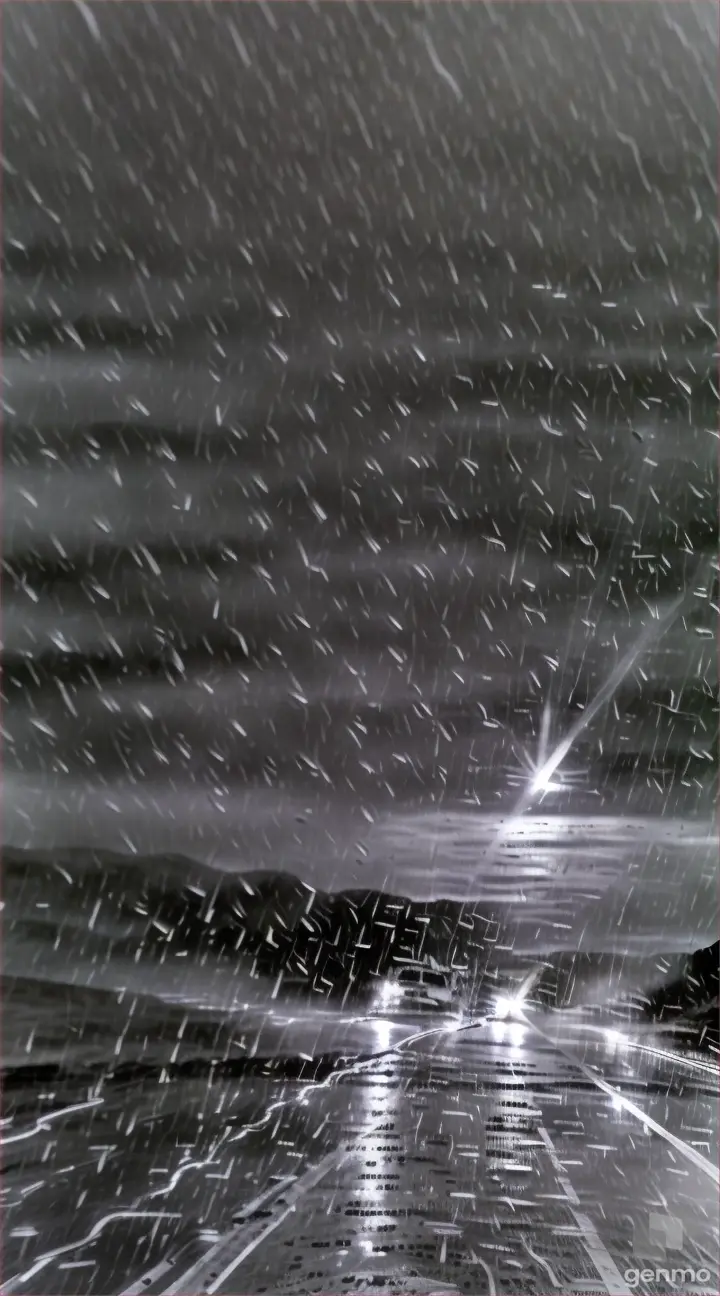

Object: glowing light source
[506,705,585,804]
[377,979,403,1008]
[373,1019,393,1051]
[604,1028,628,1052]
[468,561,711,897]
[494,995,521,1020]
[530,769,563,797]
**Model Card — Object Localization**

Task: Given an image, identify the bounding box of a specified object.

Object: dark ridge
[382,357,717,423]
[3,848,500,1001]
[1,845,204,877]
[3,424,283,471]
[2,239,189,279]
[644,941,719,1033]
[4,300,280,354]
[6,275,714,365]
[600,750,718,778]
[2,514,715,607]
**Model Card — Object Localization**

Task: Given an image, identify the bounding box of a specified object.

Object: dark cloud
[3,2,717,948]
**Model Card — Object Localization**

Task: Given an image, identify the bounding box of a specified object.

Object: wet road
[3,1014,717,1296]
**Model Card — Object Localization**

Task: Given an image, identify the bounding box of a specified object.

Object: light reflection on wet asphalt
[2,1016,717,1296]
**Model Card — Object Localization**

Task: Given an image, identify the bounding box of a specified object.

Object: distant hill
[520,949,689,1011]
[3,845,711,1012]
[628,939,719,1057]
[3,846,499,1002]
[643,939,719,1018]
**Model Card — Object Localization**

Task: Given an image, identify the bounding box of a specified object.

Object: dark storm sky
[3,3,717,944]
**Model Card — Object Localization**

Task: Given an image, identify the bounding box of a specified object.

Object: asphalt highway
[2,1012,717,1296]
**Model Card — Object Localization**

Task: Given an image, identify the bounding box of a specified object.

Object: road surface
[2,1012,717,1296]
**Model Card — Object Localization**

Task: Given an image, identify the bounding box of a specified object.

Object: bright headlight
[604,1028,628,1051]
[494,995,515,1020]
[377,979,403,1007]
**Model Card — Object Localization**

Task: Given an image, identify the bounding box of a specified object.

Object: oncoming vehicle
[375,958,466,1014]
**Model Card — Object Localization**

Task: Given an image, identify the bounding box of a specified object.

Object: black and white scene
[2,3,718,1294]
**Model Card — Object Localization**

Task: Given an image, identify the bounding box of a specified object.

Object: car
[375,960,466,1014]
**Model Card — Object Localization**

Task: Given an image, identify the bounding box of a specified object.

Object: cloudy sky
[3,2,717,947]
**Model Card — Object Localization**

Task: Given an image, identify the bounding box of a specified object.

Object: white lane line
[468,1250,497,1296]
[545,1021,720,1078]
[204,1147,346,1294]
[154,1176,297,1296]
[537,1126,627,1296]
[118,1249,185,1296]
[230,1174,298,1223]
[623,1040,718,1076]
[520,1235,562,1289]
[523,1012,720,1186]
[159,1076,412,1296]
[167,1125,386,1296]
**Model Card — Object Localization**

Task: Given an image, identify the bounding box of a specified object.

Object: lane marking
[537,1126,627,1295]
[204,1148,345,1294]
[523,1012,720,1186]
[163,1114,394,1296]
[543,1021,720,1078]
[156,1027,457,1296]
[468,1250,497,1296]
[520,1235,561,1289]
[155,1177,297,1296]
[118,1247,189,1296]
